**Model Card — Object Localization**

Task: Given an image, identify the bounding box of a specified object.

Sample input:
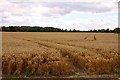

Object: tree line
[1,26,120,33]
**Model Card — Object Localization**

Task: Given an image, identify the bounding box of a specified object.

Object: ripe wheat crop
[2,32,119,77]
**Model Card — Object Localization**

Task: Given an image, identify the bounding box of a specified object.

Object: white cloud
[7,0,120,3]
[0,0,118,30]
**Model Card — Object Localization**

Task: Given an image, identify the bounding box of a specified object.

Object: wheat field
[2,32,120,77]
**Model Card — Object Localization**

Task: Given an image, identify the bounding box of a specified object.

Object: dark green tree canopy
[1,26,119,33]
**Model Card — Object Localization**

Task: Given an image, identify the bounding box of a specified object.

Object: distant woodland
[1,26,120,33]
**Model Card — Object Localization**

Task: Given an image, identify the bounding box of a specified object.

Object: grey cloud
[0,0,117,26]
[1,1,115,18]
[41,2,112,14]
[43,7,71,17]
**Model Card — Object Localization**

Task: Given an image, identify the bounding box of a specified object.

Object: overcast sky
[0,0,119,30]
